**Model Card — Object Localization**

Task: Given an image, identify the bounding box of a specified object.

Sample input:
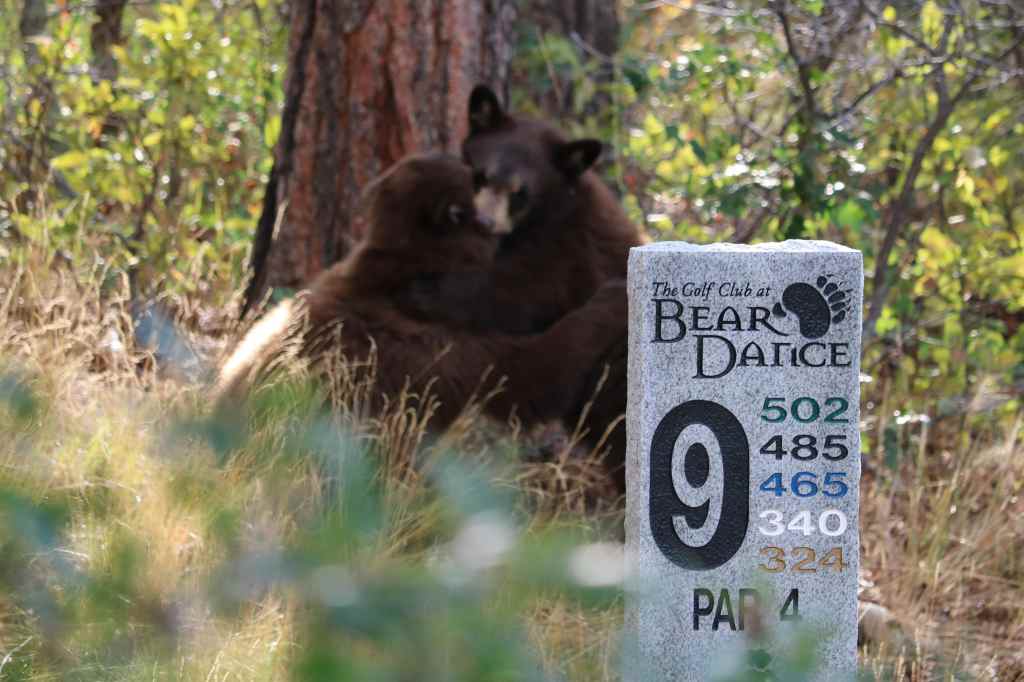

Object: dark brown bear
[571,333,628,492]
[403,89,640,490]
[216,153,626,432]
[406,85,645,335]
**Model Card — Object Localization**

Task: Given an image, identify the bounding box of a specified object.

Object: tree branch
[860,6,1023,342]
[863,70,955,341]
[827,68,904,121]
[859,0,937,56]
[774,1,818,119]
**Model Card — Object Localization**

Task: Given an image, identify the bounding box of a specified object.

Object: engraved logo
[771,275,852,339]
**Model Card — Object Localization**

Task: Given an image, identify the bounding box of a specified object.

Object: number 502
[760,397,849,423]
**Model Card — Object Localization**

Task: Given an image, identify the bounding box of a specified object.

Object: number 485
[760,434,849,461]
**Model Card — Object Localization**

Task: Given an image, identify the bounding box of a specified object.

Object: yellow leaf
[97,80,113,104]
[641,113,664,137]
[983,108,1009,131]
[51,151,89,170]
[676,145,698,167]
[112,185,135,203]
[921,1,943,48]
[87,117,103,139]
[955,169,975,196]
[143,131,162,147]
[882,5,896,22]
[921,226,956,266]
[989,146,1009,168]
[995,253,1024,279]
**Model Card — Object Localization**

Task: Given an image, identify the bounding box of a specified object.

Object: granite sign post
[625,241,863,681]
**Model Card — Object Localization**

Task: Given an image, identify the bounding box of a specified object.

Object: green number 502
[759,397,850,424]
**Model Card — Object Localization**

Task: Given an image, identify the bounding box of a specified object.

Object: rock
[625,241,863,681]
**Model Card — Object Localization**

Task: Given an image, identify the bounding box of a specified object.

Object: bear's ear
[468,85,506,134]
[554,139,603,179]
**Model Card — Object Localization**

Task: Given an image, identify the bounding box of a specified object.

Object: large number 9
[649,400,749,570]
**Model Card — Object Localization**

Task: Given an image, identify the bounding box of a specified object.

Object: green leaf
[689,140,707,163]
[0,374,39,422]
[835,200,866,229]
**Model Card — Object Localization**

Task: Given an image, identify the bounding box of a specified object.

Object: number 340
[758,509,848,537]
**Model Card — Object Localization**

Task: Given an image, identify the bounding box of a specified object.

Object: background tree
[90,0,128,84]
[513,0,620,119]
[614,0,1023,429]
[241,0,517,316]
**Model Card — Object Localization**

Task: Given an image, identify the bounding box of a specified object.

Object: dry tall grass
[0,250,1021,680]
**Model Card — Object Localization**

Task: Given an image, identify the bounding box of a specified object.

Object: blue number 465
[758,472,848,498]
[759,472,787,496]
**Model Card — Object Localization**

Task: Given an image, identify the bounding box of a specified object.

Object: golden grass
[858,415,1024,680]
[0,250,1021,680]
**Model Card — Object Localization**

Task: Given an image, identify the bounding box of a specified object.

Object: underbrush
[0,252,1021,681]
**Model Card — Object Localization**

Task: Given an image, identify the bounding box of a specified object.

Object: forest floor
[0,256,1022,681]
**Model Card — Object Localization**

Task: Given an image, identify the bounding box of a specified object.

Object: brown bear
[215,153,627,433]
[401,89,640,490]
[571,333,628,492]
[405,85,645,335]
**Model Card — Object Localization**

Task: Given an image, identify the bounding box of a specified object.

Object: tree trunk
[19,0,47,64]
[242,0,517,317]
[90,0,128,83]
[516,0,619,119]
[524,0,618,69]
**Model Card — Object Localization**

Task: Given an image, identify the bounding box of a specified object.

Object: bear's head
[462,85,603,237]
[361,153,497,270]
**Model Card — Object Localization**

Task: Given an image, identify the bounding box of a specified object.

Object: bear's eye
[447,204,464,225]
[509,187,528,215]
[472,171,487,191]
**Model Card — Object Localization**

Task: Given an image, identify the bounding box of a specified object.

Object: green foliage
[0,373,588,679]
[514,0,1023,432]
[0,368,839,680]
[0,0,288,300]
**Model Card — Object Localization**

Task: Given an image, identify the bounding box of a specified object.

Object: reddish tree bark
[243,0,516,316]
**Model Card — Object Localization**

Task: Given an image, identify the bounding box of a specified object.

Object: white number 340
[757,509,847,537]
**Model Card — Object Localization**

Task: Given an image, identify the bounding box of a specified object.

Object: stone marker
[625,241,862,681]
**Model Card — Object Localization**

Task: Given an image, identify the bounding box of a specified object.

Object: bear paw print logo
[772,275,851,339]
